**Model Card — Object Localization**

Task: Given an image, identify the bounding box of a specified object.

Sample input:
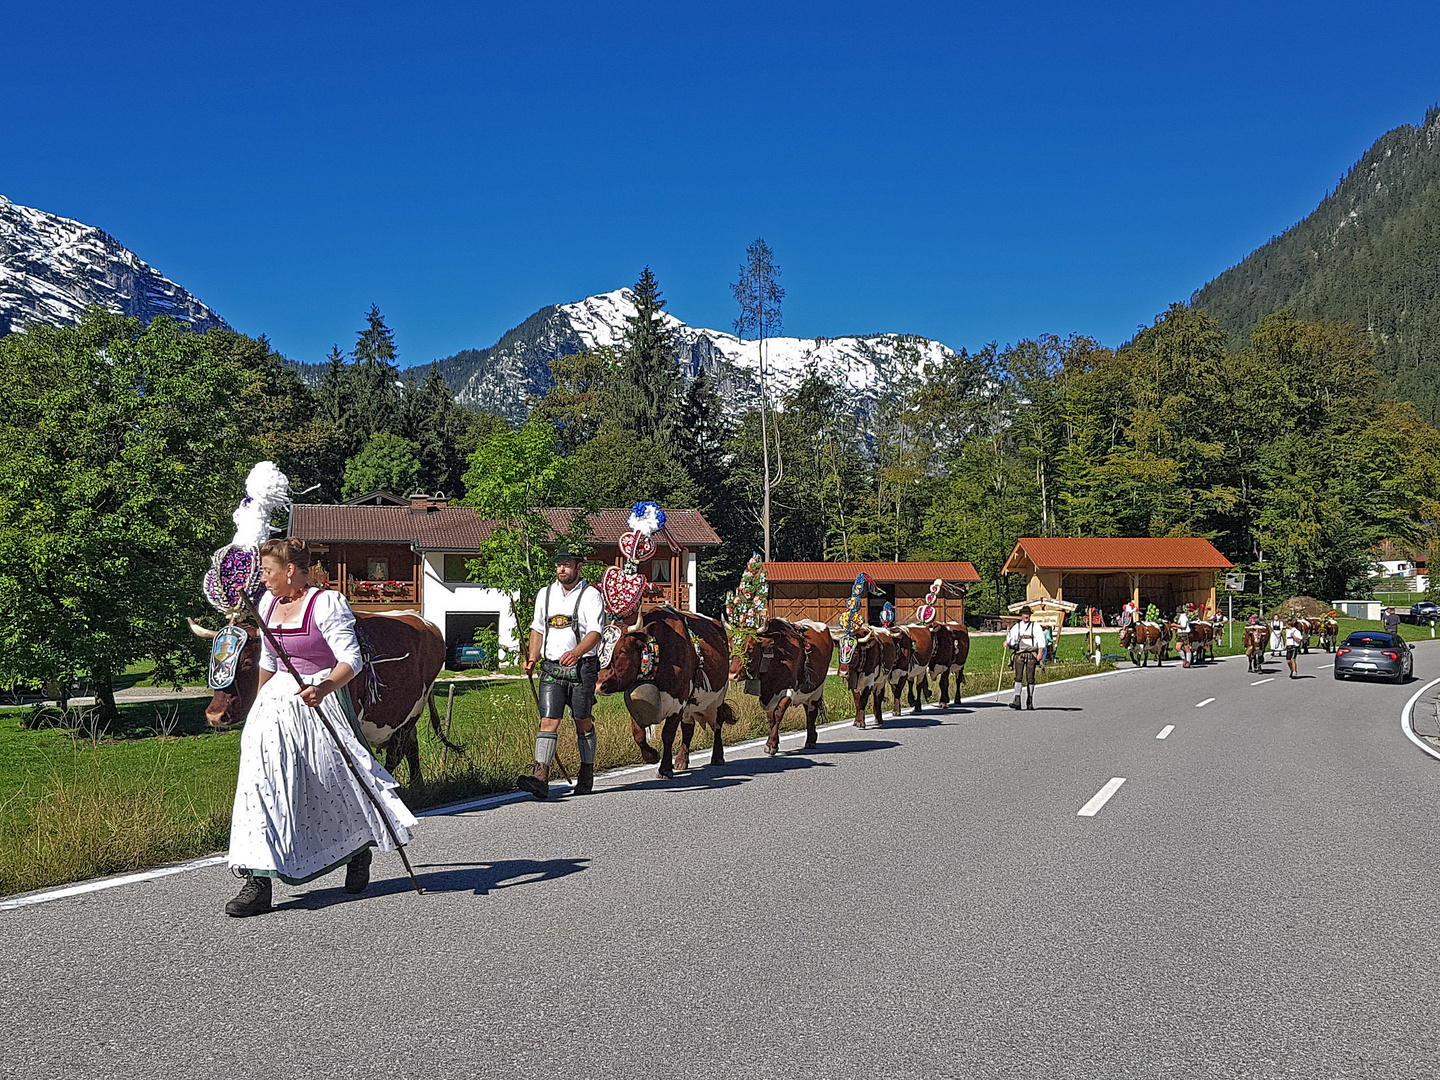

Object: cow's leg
[710,716,727,766]
[953,670,964,706]
[630,717,660,765]
[853,688,868,729]
[675,720,695,774]
[765,697,790,755]
[804,700,820,748]
[873,685,885,727]
[658,715,681,778]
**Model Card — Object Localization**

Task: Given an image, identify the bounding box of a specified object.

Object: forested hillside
[1192,106,1440,422]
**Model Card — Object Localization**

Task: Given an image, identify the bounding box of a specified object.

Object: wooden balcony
[344,579,420,611]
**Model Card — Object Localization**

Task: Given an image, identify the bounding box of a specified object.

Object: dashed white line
[1196,697,1215,708]
[1251,677,1274,685]
[1078,777,1126,817]
[1156,725,1174,740]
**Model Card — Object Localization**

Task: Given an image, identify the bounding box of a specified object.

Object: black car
[1409,600,1439,624]
[1334,631,1413,682]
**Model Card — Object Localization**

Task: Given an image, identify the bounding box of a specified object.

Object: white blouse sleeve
[315,589,364,671]
[258,595,279,673]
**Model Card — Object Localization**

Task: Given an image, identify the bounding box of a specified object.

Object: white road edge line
[1195,698,1214,708]
[3,662,1147,912]
[1251,678,1274,685]
[1400,675,1440,764]
[1156,725,1174,740]
[1078,777,1126,817]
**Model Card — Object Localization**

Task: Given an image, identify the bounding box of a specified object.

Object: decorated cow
[189,610,460,782]
[596,607,735,777]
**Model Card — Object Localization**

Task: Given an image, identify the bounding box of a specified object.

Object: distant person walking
[1005,607,1046,711]
[1382,606,1401,635]
[1269,615,1285,658]
[1285,620,1304,678]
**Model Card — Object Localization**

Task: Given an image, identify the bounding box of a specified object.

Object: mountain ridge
[0,195,229,336]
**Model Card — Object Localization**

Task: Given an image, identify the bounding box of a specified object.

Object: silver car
[1333,631,1413,682]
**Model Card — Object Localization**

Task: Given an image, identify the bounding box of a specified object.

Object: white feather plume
[627,500,666,537]
[231,461,292,549]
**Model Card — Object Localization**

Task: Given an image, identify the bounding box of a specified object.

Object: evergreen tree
[620,268,681,445]
[407,361,469,497]
[347,305,404,444]
[316,345,348,427]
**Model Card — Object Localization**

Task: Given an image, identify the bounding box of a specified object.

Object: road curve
[3,645,1439,1079]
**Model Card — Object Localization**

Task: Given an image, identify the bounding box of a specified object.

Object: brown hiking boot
[516,762,549,800]
[574,762,594,796]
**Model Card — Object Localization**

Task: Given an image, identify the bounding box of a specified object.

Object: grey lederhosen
[538,582,598,721]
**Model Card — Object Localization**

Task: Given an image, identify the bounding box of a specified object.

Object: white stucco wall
[419,552,521,655]
[686,552,698,612]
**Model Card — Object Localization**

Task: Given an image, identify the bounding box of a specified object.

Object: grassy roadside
[0,635,1113,898]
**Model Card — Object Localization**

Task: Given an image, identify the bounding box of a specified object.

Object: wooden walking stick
[438,682,456,775]
[239,592,424,895]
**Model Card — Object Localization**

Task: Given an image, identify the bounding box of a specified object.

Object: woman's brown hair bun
[259,537,313,570]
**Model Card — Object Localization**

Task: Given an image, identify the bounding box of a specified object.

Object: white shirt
[1284,627,1303,648]
[1177,613,1191,630]
[257,587,364,673]
[530,580,605,660]
[1006,620,1045,651]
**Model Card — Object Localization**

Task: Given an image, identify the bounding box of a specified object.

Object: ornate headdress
[201,462,291,617]
[917,578,942,625]
[837,572,878,665]
[598,500,666,664]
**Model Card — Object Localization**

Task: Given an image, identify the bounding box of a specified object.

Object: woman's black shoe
[345,848,372,894]
[225,873,272,918]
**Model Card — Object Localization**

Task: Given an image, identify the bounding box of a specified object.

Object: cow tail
[427,685,467,755]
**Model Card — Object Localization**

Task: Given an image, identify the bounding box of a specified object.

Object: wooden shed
[764,561,981,626]
[1001,537,1233,618]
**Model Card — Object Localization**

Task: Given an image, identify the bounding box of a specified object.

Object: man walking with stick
[518,545,605,800]
[1005,606,1046,711]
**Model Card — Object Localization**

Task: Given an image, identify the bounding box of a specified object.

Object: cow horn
[186,617,217,640]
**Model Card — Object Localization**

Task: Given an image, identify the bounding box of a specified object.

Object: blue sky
[5,2,1440,368]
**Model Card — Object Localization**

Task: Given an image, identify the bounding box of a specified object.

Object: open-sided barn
[763,561,982,626]
[1001,537,1233,618]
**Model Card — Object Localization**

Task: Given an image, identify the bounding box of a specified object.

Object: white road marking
[1251,678,1274,685]
[1316,663,1332,669]
[1078,777,1126,817]
[1400,675,1440,763]
[0,855,227,912]
[1196,698,1214,708]
[1156,725,1174,740]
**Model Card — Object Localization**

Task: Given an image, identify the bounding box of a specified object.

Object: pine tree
[349,305,403,443]
[731,238,785,560]
[316,345,348,428]
[408,361,468,496]
[620,267,681,445]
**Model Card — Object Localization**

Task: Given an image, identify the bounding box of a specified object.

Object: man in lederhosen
[518,545,604,799]
[1005,606,1046,711]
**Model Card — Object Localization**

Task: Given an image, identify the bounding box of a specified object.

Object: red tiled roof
[1003,537,1233,572]
[290,505,720,552]
[764,561,982,583]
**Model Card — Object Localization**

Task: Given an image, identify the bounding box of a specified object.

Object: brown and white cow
[831,626,886,729]
[729,618,835,755]
[930,621,971,706]
[892,624,937,713]
[188,610,460,782]
[596,608,735,778]
[875,627,914,719]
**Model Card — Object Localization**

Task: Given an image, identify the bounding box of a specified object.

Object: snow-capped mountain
[435,288,960,420]
[0,195,229,336]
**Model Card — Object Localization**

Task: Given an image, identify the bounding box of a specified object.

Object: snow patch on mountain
[442,287,960,419]
[0,195,229,336]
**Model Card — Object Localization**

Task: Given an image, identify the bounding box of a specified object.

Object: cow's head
[596,630,657,696]
[188,618,261,729]
[727,627,764,682]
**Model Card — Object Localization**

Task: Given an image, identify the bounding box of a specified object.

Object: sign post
[1224,573,1246,649]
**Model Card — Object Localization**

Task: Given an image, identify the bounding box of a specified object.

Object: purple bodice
[262,591,337,675]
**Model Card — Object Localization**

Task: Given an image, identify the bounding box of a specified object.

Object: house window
[366,557,389,581]
[444,555,472,583]
[649,559,671,583]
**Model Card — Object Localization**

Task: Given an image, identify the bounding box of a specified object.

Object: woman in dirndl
[225,537,418,917]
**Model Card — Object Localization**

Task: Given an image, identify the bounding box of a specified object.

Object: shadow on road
[600,737,899,796]
[284,857,592,908]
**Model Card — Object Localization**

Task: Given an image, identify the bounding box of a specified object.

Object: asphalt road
[4,645,1439,1079]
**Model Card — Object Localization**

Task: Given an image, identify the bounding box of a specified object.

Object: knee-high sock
[578,728,596,765]
[1013,681,1022,694]
[534,730,558,765]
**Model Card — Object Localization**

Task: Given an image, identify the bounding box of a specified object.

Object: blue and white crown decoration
[202,461,291,616]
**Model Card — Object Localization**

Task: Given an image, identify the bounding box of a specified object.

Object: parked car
[1407,600,1438,625]
[1334,631,1413,682]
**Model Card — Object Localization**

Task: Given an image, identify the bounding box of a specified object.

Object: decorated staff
[206,463,420,918]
